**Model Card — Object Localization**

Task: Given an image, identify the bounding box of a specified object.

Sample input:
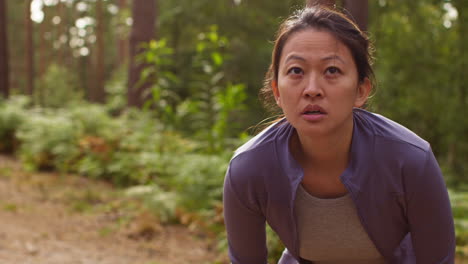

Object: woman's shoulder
[228,119,291,180]
[354,108,430,153]
[353,109,441,189]
[232,119,289,161]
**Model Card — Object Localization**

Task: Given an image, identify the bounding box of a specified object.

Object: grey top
[223,109,455,264]
[295,184,387,263]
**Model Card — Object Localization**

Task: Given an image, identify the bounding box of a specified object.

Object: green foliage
[70,103,122,137]
[140,27,247,153]
[0,98,230,191]
[184,26,247,152]
[3,203,18,212]
[160,153,229,211]
[0,96,29,153]
[370,1,467,183]
[105,65,129,115]
[125,185,178,223]
[35,63,84,108]
[266,224,286,263]
[3,0,467,260]
[157,0,304,125]
[0,98,232,259]
[69,104,124,181]
[449,190,468,256]
[138,39,182,129]
[16,108,81,172]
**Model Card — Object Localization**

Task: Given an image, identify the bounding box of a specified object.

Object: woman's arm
[223,166,268,264]
[406,149,455,263]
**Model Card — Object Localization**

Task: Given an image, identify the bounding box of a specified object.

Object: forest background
[0,0,467,262]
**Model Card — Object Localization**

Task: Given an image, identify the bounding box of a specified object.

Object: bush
[16,108,81,171]
[35,63,84,108]
[0,98,238,258]
[160,153,230,211]
[449,190,468,256]
[0,96,29,153]
[105,65,128,115]
[125,185,178,223]
[69,103,122,138]
[7,101,208,186]
[140,27,247,153]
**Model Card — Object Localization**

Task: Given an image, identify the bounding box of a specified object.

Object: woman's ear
[354,78,372,108]
[272,80,281,107]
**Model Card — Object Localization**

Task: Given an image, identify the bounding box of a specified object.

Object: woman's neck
[291,118,354,171]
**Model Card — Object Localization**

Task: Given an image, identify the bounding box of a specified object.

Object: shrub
[0,96,30,153]
[140,27,247,153]
[105,65,128,115]
[35,63,84,108]
[69,103,122,138]
[125,185,178,223]
[450,190,468,255]
[16,108,81,171]
[160,152,230,211]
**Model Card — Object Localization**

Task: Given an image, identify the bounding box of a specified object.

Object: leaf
[211,52,223,66]
[196,42,205,53]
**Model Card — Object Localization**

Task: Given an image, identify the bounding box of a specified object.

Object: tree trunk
[91,0,106,103]
[56,1,64,66]
[25,0,34,95]
[454,0,467,107]
[452,0,467,176]
[0,0,9,98]
[117,0,128,66]
[86,53,94,101]
[343,0,368,31]
[127,0,157,107]
[306,0,335,8]
[39,17,47,77]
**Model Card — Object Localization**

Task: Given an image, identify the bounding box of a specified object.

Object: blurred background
[0,0,466,263]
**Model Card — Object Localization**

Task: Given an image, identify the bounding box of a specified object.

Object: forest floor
[0,155,223,264]
[3,153,467,264]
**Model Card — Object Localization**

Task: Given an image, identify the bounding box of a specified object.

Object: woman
[223,5,455,264]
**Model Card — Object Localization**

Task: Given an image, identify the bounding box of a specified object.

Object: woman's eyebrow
[284,54,306,64]
[321,55,346,64]
[284,54,346,65]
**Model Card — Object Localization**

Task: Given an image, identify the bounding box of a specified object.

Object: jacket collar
[274,110,375,195]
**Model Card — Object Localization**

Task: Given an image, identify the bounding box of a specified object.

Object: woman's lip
[302,105,327,114]
[301,112,326,121]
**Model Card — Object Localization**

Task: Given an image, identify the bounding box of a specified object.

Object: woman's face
[273,28,370,137]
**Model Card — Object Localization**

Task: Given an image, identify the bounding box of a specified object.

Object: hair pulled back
[260,5,375,113]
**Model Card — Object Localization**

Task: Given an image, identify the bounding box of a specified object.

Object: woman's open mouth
[301,105,327,121]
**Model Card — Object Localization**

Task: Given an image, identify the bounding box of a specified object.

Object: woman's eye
[287,67,303,75]
[325,66,341,75]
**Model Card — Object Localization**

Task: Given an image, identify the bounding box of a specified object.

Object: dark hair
[260,5,375,113]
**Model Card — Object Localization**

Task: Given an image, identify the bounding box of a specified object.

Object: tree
[127,0,157,107]
[38,11,47,78]
[56,1,64,65]
[90,0,106,103]
[453,0,467,108]
[343,0,368,31]
[117,0,129,66]
[0,0,8,98]
[450,0,468,177]
[369,0,467,181]
[25,0,34,95]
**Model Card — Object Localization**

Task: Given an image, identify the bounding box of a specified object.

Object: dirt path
[0,155,222,264]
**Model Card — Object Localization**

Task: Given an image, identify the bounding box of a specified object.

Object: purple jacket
[223,109,455,264]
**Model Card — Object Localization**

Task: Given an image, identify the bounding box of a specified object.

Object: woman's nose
[303,76,323,98]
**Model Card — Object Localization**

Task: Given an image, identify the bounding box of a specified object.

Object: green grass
[3,203,18,212]
[0,167,12,178]
[450,190,468,257]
